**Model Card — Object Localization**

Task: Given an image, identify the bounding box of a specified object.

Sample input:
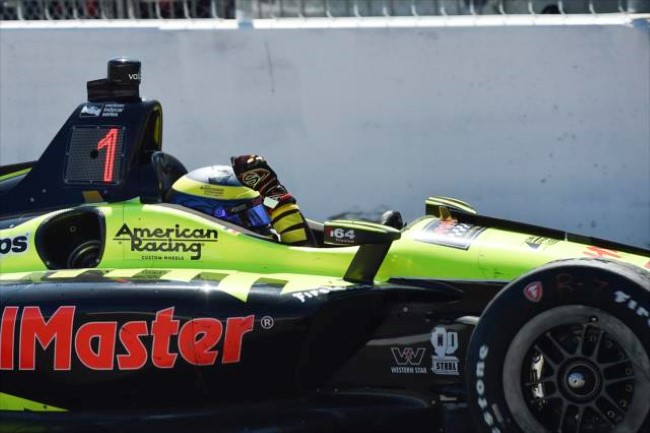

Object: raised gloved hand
[231,154,294,204]
[232,154,311,245]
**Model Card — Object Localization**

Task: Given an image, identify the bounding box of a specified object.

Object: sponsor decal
[390,347,427,374]
[614,291,650,328]
[416,219,486,250]
[0,234,28,258]
[102,103,125,118]
[328,228,356,244]
[240,170,264,189]
[199,184,229,198]
[114,224,217,260]
[128,72,141,82]
[431,326,460,376]
[583,246,621,259]
[475,344,502,433]
[291,286,347,303]
[523,281,543,303]
[523,236,559,250]
[80,103,103,117]
[0,306,254,371]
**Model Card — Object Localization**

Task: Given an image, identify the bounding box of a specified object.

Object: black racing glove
[231,154,295,204]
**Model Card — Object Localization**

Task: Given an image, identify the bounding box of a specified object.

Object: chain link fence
[1,0,648,20]
[0,0,232,19]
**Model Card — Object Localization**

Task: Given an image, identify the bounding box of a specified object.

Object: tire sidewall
[466,259,650,433]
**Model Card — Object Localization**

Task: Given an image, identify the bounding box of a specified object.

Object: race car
[0,59,648,433]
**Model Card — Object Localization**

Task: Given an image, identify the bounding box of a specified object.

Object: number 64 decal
[332,228,356,241]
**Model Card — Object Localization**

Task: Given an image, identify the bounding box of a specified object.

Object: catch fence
[2,0,648,20]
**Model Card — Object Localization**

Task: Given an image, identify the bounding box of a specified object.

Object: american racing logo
[0,235,28,258]
[416,220,486,250]
[114,224,217,260]
[390,347,427,374]
[0,306,254,371]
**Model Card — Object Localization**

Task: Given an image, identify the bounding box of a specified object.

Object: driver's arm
[231,155,312,246]
[267,198,309,245]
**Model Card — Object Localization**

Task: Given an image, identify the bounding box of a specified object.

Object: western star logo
[390,347,427,374]
[114,224,218,260]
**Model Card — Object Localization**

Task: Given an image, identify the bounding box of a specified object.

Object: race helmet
[168,165,271,234]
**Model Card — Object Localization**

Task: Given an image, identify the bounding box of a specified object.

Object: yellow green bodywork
[1,199,647,283]
[0,168,31,183]
[0,393,66,412]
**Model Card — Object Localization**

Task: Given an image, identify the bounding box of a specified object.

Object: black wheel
[466,259,650,433]
[66,240,101,269]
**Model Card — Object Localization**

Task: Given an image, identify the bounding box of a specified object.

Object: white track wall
[1,21,649,248]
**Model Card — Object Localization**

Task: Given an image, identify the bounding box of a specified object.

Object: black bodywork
[0,269,503,432]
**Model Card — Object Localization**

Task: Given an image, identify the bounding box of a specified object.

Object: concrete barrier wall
[1,20,648,248]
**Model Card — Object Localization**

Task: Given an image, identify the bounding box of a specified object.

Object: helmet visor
[213,200,270,230]
[241,203,272,229]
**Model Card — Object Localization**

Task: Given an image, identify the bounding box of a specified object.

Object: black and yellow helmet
[168,166,271,234]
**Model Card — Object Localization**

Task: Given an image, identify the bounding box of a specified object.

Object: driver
[168,155,311,246]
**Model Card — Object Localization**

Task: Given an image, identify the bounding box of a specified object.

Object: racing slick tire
[465,258,650,433]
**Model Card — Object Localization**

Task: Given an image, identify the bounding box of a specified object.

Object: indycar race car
[0,59,648,433]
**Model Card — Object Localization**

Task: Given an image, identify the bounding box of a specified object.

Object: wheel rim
[66,240,101,269]
[502,305,650,433]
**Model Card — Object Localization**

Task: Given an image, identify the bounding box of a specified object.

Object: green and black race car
[0,59,648,433]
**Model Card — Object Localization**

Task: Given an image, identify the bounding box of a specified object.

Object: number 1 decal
[97,128,118,182]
